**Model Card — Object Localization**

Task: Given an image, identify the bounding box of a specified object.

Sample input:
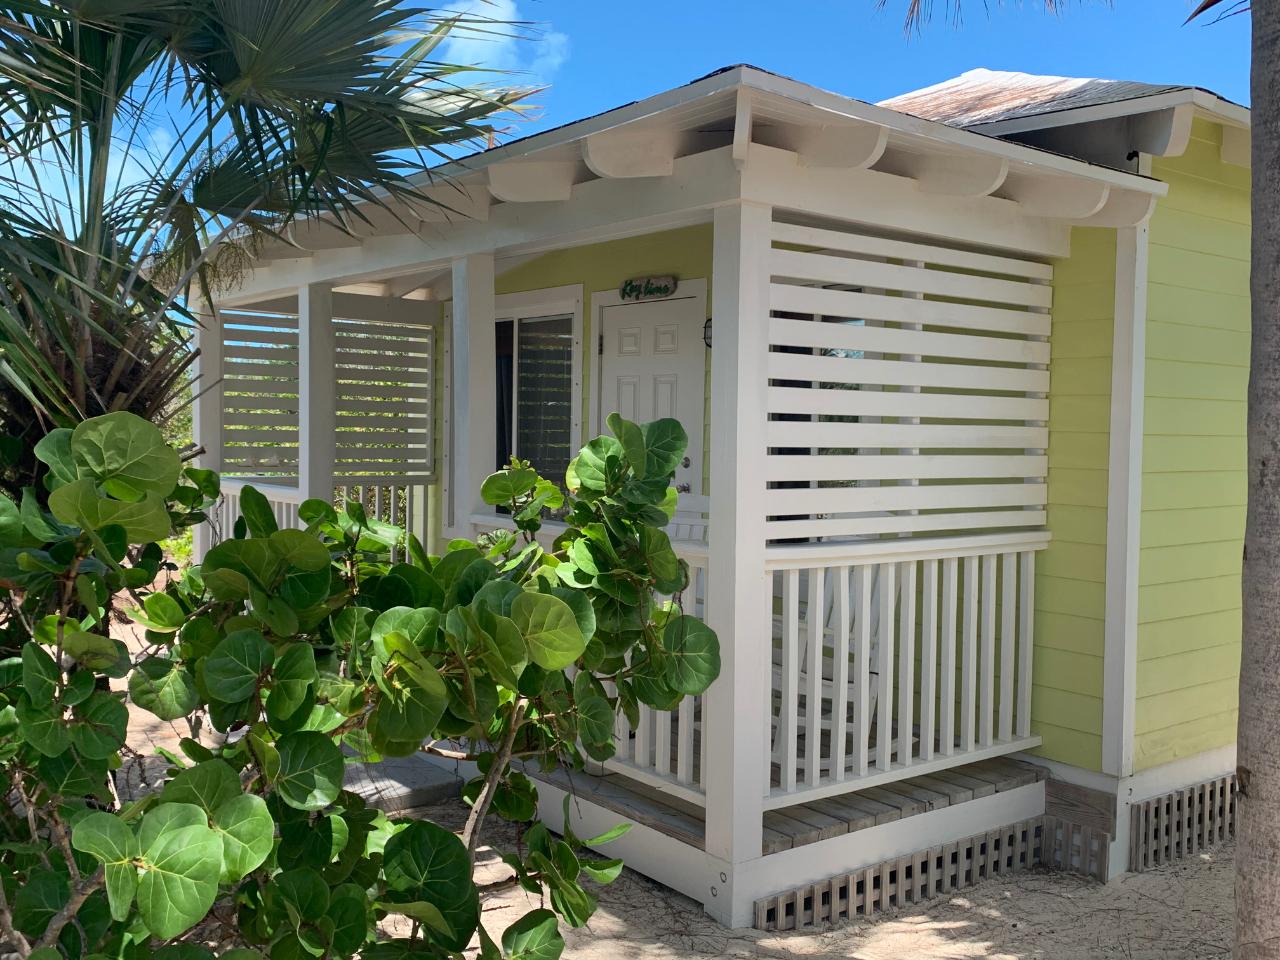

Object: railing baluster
[876,561,896,772]
[832,565,851,781]
[999,551,1017,741]
[1017,551,1036,738]
[677,696,694,784]
[655,708,672,776]
[635,704,652,770]
[940,557,958,756]
[781,568,801,792]
[854,565,873,776]
[805,566,824,787]
[897,560,917,768]
[961,555,978,752]
[920,558,938,761]
[980,554,997,747]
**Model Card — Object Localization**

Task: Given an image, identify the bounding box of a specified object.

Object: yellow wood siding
[1134,119,1248,771]
[1036,227,1116,771]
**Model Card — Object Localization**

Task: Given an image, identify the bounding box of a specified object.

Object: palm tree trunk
[1238,3,1280,957]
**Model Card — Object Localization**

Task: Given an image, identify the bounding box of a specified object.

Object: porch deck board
[532,757,1048,856]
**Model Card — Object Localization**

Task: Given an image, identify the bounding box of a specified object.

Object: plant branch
[0,879,32,959]
[33,867,103,952]
[462,699,527,866]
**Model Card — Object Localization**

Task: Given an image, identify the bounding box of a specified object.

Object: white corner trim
[1102,223,1150,779]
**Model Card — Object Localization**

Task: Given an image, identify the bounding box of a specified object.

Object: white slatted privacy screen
[218,304,437,485]
[334,312,435,484]
[220,309,299,481]
[765,218,1052,542]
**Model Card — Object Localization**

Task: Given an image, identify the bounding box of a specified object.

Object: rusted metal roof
[880,68,1190,128]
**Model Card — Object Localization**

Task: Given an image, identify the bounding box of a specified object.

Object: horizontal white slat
[764,530,1051,569]
[224,345,298,362]
[766,482,1046,515]
[771,222,1055,281]
[768,386,1048,421]
[222,361,299,379]
[772,249,1053,309]
[223,429,299,443]
[335,336,434,355]
[766,421,1047,449]
[770,284,1051,338]
[768,352,1049,393]
[335,401,431,418]
[335,411,429,425]
[337,386,432,402]
[335,355,435,373]
[224,328,297,346]
[334,473,434,484]
[332,320,437,337]
[334,447,431,460]
[334,429,430,443]
[335,368,432,385]
[770,316,1049,365]
[764,454,1047,482]
[221,402,298,417]
[223,313,296,329]
[765,509,1047,540]
[222,391,298,405]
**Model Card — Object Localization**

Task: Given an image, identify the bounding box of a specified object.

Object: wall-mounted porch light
[703,317,713,349]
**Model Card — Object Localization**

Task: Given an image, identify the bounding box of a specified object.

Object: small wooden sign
[619,275,677,302]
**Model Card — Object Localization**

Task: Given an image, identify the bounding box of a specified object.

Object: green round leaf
[34,429,75,487]
[503,908,565,960]
[641,418,688,479]
[211,794,274,883]
[72,412,181,500]
[17,696,69,756]
[662,615,721,696]
[161,759,241,815]
[21,641,59,702]
[275,731,344,811]
[69,691,128,759]
[204,629,274,702]
[0,493,20,547]
[480,467,539,506]
[71,811,140,922]
[382,820,477,952]
[238,486,279,538]
[130,657,200,721]
[137,822,222,940]
[141,592,186,632]
[511,592,585,670]
[48,478,172,542]
[268,643,318,723]
[64,631,124,670]
[269,528,331,571]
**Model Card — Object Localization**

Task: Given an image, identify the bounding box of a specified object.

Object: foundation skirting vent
[753,818,1046,932]
[1129,773,1236,872]
[1040,815,1110,879]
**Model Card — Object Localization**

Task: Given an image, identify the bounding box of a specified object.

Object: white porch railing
[470,513,711,807]
[208,477,437,553]
[763,531,1045,810]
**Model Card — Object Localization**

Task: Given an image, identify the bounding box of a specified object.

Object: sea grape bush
[0,410,719,960]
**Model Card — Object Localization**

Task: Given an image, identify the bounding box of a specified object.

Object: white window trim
[493,283,584,485]
[587,277,708,438]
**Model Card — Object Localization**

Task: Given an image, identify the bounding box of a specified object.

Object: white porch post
[298,283,336,501]
[192,306,223,558]
[704,201,773,927]
[448,253,496,536]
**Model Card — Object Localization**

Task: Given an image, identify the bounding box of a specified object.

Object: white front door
[597,284,706,495]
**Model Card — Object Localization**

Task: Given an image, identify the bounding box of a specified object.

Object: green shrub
[0,410,718,960]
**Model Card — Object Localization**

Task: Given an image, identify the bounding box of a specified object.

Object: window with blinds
[495,314,574,484]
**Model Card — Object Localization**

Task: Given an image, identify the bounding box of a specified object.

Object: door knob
[676,482,692,493]
[681,456,691,468]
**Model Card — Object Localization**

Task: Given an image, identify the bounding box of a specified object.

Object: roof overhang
[234,64,1168,286]
[963,87,1251,167]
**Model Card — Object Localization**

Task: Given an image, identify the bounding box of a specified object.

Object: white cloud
[437,0,570,88]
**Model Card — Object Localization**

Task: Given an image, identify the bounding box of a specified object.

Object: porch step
[762,757,1048,855]
[345,753,462,812]
[529,756,1046,858]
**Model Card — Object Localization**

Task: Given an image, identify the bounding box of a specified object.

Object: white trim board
[1102,223,1149,780]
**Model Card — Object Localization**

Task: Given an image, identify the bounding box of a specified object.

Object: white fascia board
[735,67,1167,198]
[965,88,1250,139]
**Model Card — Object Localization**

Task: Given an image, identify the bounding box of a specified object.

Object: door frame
[588,277,708,439]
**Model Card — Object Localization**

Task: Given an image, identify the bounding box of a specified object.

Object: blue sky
[439,0,1249,141]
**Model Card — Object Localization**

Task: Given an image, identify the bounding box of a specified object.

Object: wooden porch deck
[532,756,1048,856]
